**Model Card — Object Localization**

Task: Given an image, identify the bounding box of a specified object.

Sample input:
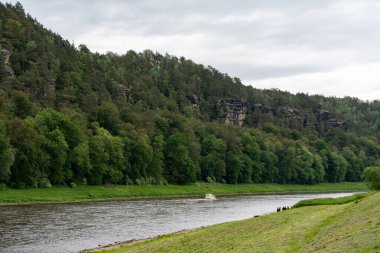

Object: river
[0,192,359,253]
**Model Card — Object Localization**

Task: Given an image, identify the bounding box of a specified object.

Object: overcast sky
[9,0,380,101]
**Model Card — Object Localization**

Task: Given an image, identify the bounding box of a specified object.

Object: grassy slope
[292,192,369,208]
[94,192,380,253]
[0,182,368,205]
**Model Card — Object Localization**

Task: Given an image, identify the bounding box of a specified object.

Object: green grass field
[93,191,380,253]
[0,182,368,205]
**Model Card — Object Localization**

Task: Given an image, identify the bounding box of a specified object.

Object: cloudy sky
[10,0,380,101]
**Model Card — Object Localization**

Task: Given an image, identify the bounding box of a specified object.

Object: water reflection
[0,192,358,253]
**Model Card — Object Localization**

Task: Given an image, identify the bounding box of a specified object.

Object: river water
[0,192,359,253]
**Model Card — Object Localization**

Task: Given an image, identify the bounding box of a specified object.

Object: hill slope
[93,192,380,253]
[0,2,379,188]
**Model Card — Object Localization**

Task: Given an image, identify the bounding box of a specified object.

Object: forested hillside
[0,2,379,188]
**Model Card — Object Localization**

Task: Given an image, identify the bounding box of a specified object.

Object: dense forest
[0,2,379,188]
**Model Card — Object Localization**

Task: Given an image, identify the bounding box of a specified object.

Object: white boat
[205,193,216,201]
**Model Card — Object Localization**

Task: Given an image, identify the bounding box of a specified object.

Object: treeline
[0,105,376,188]
[0,2,379,188]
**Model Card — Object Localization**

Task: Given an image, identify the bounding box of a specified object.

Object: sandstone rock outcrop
[1,49,14,76]
[118,84,132,102]
[217,99,249,126]
[186,94,199,106]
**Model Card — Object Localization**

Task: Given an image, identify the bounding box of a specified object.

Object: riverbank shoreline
[88,192,379,253]
[0,182,368,206]
[0,190,368,207]
[81,228,198,253]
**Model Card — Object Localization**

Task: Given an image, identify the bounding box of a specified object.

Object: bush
[38,178,52,188]
[0,183,6,190]
[15,182,27,189]
[158,178,168,185]
[363,166,380,190]
[145,177,155,185]
[30,178,39,188]
[125,177,134,186]
[135,178,146,185]
[206,176,216,183]
[133,177,168,185]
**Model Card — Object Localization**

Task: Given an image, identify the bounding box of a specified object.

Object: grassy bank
[293,192,370,208]
[0,182,368,205]
[92,191,380,253]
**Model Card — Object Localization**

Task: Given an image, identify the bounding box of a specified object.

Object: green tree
[326,152,349,183]
[96,102,121,135]
[32,109,82,149]
[277,144,321,184]
[164,133,196,184]
[71,141,92,184]
[25,40,37,62]
[149,133,165,182]
[41,129,69,185]
[343,147,364,182]
[0,50,7,82]
[0,119,15,183]
[293,145,318,184]
[29,109,84,185]
[200,135,226,182]
[240,154,254,183]
[88,127,125,184]
[226,151,242,184]
[277,145,296,184]
[125,134,153,180]
[260,144,278,183]
[8,118,44,187]
[312,154,325,183]
[11,92,34,118]
[363,166,380,190]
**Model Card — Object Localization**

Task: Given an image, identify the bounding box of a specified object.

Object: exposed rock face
[1,49,14,76]
[186,94,199,106]
[330,118,348,129]
[315,104,348,129]
[283,107,300,119]
[262,105,276,114]
[315,109,330,122]
[282,107,308,127]
[253,103,262,109]
[216,100,347,130]
[286,108,300,116]
[252,104,276,115]
[218,99,249,127]
[5,66,14,76]
[118,84,132,102]
[2,49,10,65]
[303,115,309,127]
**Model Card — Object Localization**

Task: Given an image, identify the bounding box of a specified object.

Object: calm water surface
[0,192,359,253]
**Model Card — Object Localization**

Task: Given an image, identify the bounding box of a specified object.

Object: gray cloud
[9,0,380,100]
